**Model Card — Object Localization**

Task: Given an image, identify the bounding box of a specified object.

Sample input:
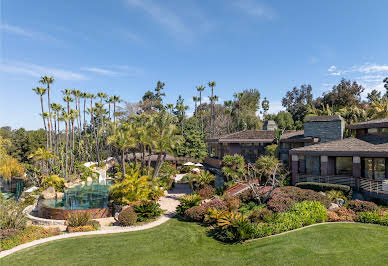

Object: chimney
[263,120,278,131]
[304,115,345,143]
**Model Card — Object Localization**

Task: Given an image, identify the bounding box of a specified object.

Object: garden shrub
[0,226,60,251]
[326,190,347,201]
[201,199,228,211]
[0,229,21,240]
[118,207,138,226]
[267,186,330,212]
[327,207,357,222]
[134,201,163,222]
[224,194,242,211]
[66,212,93,227]
[239,202,264,215]
[347,200,379,213]
[67,225,95,232]
[357,211,388,226]
[42,175,65,192]
[184,206,207,222]
[197,185,215,199]
[211,211,254,243]
[289,201,328,225]
[0,197,27,230]
[238,189,254,203]
[176,194,202,216]
[249,208,273,223]
[296,182,352,198]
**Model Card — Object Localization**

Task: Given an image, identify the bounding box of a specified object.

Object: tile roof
[290,135,388,156]
[304,115,343,122]
[207,130,312,143]
[347,117,388,129]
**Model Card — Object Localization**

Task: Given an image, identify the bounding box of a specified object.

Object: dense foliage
[118,207,138,226]
[296,182,352,198]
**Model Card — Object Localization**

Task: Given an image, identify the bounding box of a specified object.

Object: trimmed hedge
[357,211,388,226]
[296,182,352,198]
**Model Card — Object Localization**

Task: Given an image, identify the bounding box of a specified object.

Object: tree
[176,118,208,160]
[232,89,262,131]
[255,156,282,186]
[0,136,24,180]
[282,84,313,124]
[193,96,199,129]
[39,76,54,151]
[32,87,48,148]
[107,122,137,177]
[152,112,184,179]
[369,99,388,119]
[367,89,382,103]
[196,85,205,132]
[59,111,70,179]
[111,95,121,123]
[261,97,270,115]
[321,79,364,108]
[274,111,294,130]
[28,147,57,178]
[174,95,188,135]
[223,100,233,134]
[221,154,247,181]
[208,81,216,136]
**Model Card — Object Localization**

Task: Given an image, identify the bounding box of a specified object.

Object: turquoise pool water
[43,182,111,210]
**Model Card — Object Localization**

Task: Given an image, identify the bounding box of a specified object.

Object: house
[204,120,315,168]
[290,116,388,203]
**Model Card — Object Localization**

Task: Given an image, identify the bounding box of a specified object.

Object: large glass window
[362,158,386,180]
[375,158,386,180]
[363,158,373,178]
[336,157,352,175]
[367,128,378,134]
[306,156,320,175]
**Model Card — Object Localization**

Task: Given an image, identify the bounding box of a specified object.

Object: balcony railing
[359,178,388,194]
[295,175,388,195]
[295,174,356,187]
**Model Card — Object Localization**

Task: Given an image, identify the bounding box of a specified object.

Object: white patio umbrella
[194,163,203,167]
[191,168,201,173]
[184,162,195,166]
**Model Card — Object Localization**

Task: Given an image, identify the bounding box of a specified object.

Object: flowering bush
[0,226,59,251]
[201,199,228,211]
[249,208,274,223]
[184,206,207,222]
[327,207,357,222]
[347,200,379,213]
[224,194,242,211]
[197,185,215,199]
[267,186,330,212]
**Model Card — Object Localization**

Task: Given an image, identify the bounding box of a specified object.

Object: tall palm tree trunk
[40,96,48,149]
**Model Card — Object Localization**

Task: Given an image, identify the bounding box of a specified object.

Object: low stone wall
[38,204,111,220]
[24,205,114,226]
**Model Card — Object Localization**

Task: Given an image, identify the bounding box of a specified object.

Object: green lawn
[2,219,388,266]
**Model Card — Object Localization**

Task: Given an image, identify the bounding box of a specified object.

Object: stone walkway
[0,183,192,259]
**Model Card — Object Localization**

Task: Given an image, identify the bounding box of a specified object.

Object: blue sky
[1,0,388,130]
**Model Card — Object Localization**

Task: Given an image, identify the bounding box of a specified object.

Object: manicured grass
[2,219,388,266]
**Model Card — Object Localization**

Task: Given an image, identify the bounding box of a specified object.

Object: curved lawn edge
[2,220,380,259]
[0,213,173,259]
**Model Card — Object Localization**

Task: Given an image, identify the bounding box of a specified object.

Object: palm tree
[111,95,121,123]
[193,96,199,129]
[69,109,79,172]
[106,97,114,121]
[152,113,184,179]
[97,92,107,104]
[166,104,174,114]
[370,99,388,119]
[107,122,137,177]
[196,85,205,133]
[59,111,70,179]
[174,95,189,135]
[81,92,88,128]
[51,103,62,156]
[40,76,54,150]
[28,147,57,178]
[224,100,233,134]
[234,92,244,130]
[32,87,48,148]
[208,81,216,136]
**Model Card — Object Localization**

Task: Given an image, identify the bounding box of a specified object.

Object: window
[381,128,388,133]
[374,158,386,180]
[362,158,373,178]
[367,128,378,134]
[336,157,352,175]
[306,156,320,175]
[362,158,386,180]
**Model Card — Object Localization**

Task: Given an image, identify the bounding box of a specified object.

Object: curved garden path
[0,183,192,259]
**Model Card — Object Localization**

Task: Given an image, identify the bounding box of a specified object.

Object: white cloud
[328,65,336,72]
[81,67,121,76]
[0,23,62,44]
[0,62,87,80]
[233,0,277,20]
[124,0,192,40]
[356,63,388,74]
